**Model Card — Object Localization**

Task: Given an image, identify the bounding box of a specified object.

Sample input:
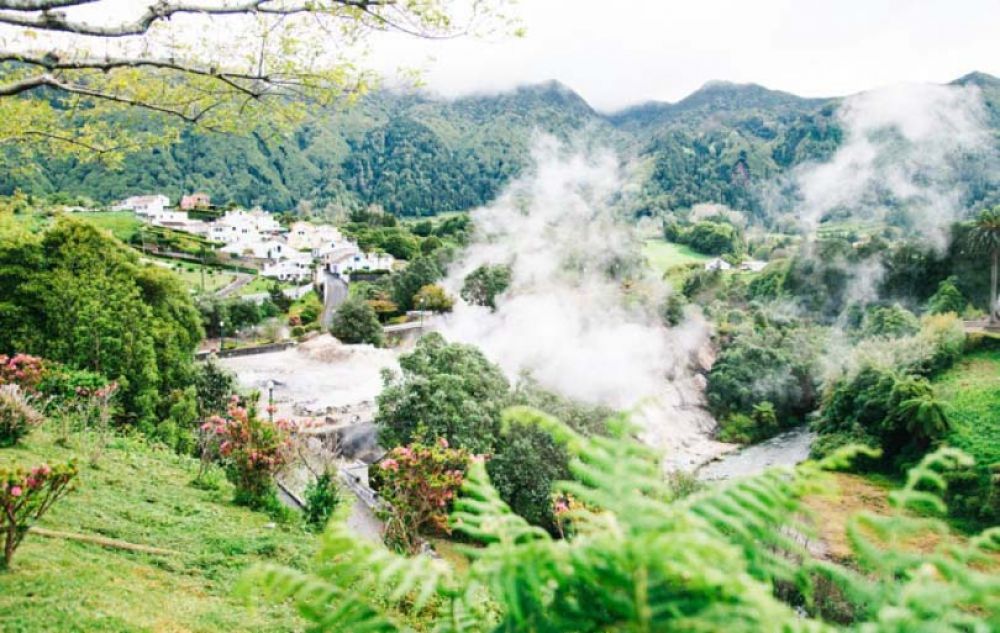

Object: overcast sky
[367,0,1000,111]
[11,0,1000,112]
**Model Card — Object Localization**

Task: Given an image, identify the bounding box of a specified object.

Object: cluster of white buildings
[704,257,768,273]
[114,195,396,284]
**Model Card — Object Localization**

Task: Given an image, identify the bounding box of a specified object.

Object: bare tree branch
[0,52,283,98]
[0,0,389,38]
[0,1,99,9]
[0,72,50,95]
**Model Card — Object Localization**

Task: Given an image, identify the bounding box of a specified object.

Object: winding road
[320,270,349,328]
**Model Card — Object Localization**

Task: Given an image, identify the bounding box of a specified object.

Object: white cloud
[365,0,1000,110]
[6,0,997,110]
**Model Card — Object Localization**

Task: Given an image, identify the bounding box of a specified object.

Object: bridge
[383,317,436,345]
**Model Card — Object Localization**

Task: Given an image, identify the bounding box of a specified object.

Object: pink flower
[9,486,22,497]
[380,458,399,471]
[438,437,449,449]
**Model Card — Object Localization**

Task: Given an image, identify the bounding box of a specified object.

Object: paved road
[320,271,349,328]
[964,319,1000,334]
[216,273,254,298]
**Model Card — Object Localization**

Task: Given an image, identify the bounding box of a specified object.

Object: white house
[287,221,344,251]
[210,209,281,243]
[210,223,261,244]
[327,250,395,276]
[220,238,287,261]
[149,209,191,225]
[262,259,312,282]
[114,194,170,215]
[704,258,732,272]
[739,260,768,273]
[315,241,361,261]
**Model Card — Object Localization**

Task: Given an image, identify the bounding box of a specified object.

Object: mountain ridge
[1,71,996,218]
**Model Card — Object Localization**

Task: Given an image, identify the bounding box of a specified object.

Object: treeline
[0,216,202,430]
[5,73,997,220]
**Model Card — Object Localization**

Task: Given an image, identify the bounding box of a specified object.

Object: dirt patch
[803,473,999,568]
[803,473,892,562]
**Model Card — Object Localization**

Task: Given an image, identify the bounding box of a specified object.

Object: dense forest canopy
[6,72,997,219]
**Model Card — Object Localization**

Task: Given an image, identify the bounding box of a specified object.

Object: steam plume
[438,136,724,467]
[795,82,993,248]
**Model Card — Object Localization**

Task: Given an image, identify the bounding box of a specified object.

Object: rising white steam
[437,136,724,468]
[795,83,992,248]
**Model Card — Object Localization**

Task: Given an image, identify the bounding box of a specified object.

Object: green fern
[245,409,999,632]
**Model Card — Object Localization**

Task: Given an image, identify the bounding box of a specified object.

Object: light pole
[219,320,225,352]
[266,379,275,423]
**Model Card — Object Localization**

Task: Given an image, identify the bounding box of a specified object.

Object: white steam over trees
[437,136,721,467]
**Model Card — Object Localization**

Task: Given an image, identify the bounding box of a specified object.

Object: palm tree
[970,206,1000,324]
[896,393,950,446]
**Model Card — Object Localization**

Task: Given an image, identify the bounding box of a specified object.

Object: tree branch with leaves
[0,0,518,164]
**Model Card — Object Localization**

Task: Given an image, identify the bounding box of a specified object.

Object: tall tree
[0,217,202,424]
[969,206,1000,324]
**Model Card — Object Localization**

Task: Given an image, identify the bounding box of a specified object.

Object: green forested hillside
[3,73,998,217]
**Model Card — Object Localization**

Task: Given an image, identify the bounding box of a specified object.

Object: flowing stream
[695,427,816,481]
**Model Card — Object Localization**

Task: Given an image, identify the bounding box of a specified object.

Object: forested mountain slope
[3,73,998,218]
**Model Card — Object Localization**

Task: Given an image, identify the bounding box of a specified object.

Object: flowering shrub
[0,385,45,447]
[375,439,471,554]
[1,461,77,569]
[199,396,294,510]
[0,354,47,393]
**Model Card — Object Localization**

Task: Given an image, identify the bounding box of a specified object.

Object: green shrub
[413,283,454,313]
[330,298,384,347]
[861,303,920,339]
[460,264,512,309]
[685,221,740,256]
[303,470,342,532]
[717,412,755,444]
[193,359,236,418]
[927,276,967,315]
[37,366,107,401]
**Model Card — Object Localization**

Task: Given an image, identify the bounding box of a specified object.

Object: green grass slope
[933,344,1000,525]
[936,347,1000,471]
[642,238,710,274]
[0,431,317,632]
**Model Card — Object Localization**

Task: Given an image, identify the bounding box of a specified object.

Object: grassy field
[0,431,318,632]
[934,346,1000,477]
[9,210,142,243]
[237,276,292,296]
[642,238,711,275]
[144,257,239,294]
[74,212,143,243]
